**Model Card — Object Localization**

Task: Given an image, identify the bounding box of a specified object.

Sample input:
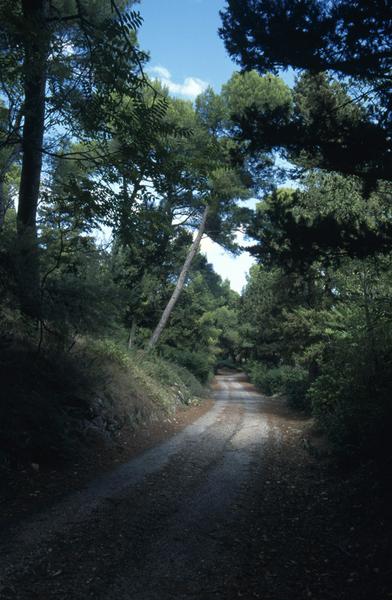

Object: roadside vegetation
[0,0,248,469]
[0,338,204,468]
[220,1,392,464]
[0,0,391,474]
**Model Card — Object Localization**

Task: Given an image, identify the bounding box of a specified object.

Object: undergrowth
[0,337,205,470]
[246,361,310,411]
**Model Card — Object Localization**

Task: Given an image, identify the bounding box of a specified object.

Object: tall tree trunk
[362,268,378,379]
[0,134,22,230]
[128,317,137,350]
[119,174,143,244]
[16,0,50,316]
[0,108,23,229]
[0,180,7,230]
[148,205,209,350]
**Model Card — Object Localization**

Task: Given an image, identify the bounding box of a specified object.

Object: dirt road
[1,373,391,599]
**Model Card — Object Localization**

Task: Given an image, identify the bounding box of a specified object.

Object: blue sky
[137,0,290,292]
[138,0,239,94]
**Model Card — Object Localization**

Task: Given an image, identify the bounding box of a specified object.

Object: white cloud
[148,65,208,100]
[200,232,255,294]
[150,65,171,80]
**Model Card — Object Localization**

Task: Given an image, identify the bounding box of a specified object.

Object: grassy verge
[0,338,206,470]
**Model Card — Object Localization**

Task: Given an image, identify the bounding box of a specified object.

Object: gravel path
[1,373,391,599]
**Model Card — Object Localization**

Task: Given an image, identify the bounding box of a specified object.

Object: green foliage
[215,358,240,371]
[242,192,392,458]
[247,362,310,410]
[163,347,213,384]
[195,86,228,134]
[89,338,131,369]
[300,257,392,459]
[222,71,292,118]
[309,335,392,460]
[240,263,316,366]
[247,361,272,393]
[0,1,263,471]
[0,337,205,468]
[136,351,205,403]
[220,0,390,81]
[80,339,206,415]
[220,1,391,181]
[220,72,390,184]
[13,0,392,475]
[279,366,310,410]
[157,258,241,381]
[249,175,392,268]
[219,1,392,463]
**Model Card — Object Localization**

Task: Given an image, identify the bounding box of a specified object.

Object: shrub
[215,358,241,371]
[247,361,310,410]
[132,350,205,404]
[160,346,214,383]
[90,338,130,368]
[309,357,392,460]
[279,365,310,410]
[247,362,272,393]
[0,338,206,469]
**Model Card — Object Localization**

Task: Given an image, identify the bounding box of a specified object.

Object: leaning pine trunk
[16,0,50,317]
[147,205,209,350]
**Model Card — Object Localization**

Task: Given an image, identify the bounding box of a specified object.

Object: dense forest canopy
[1,0,270,405]
[220,0,391,182]
[220,0,392,459]
[0,0,391,464]
[2,5,392,600]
